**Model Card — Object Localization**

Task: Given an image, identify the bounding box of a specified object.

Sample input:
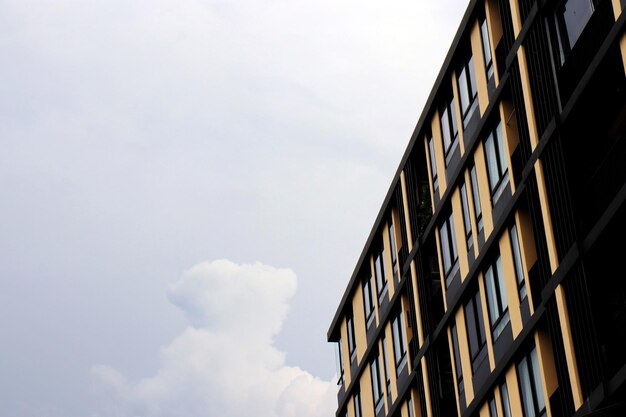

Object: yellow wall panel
[473,142,495,238]
[451,188,470,280]
[498,229,523,338]
[431,111,448,194]
[471,21,490,116]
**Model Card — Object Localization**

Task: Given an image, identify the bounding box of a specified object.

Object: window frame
[347,312,357,363]
[382,335,391,397]
[451,324,464,396]
[517,347,547,417]
[439,211,460,288]
[374,246,389,304]
[464,289,488,372]
[363,275,376,329]
[440,97,460,167]
[460,182,473,251]
[428,136,439,194]
[456,48,479,128]
[484,121,509,204]
[509,224,528,302]
[484,254,510,341]
[470,164,484,232]
[354,390,362,417]
[480,17,494,82]
[389,220,399,282]
[391,310,408,374]
[336,339,344,386]
[371,354,385,413]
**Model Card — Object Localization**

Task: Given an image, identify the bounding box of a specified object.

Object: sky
[0,0,467,416]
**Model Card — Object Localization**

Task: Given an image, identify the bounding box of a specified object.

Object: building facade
[327,1,626,417]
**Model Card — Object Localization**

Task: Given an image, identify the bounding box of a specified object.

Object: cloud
[91,259,336,417]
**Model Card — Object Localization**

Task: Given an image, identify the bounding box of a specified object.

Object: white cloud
[91,259,336,417]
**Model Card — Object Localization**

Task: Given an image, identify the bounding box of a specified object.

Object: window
[470,164,483,232]
[336,339,344,386]
[354,390,362,417]
[484,254,510,340]
[407,398,415,417]
[451,324,464,396]
[481,18,494,82]
[500,381,513,417]
[465,289,488,372]
[554,0,596,62]
[371,355,384,413]
[392,310,408,373]
[389,221,399,281]
[489,397,498,417]
[440,97,459,166]
[457,51,478,128]
[460,182,473,250]
[363,276,375,328]
[428,136,439,194]
[484,121,509,204]
[374,248,388,303]
[347,313,357,363]
[439,211,459,287]
[517,347,546,417]
[510,224,527,301]
[382,336,391,397]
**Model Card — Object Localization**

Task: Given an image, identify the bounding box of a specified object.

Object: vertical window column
[470,164,484,233]
[457,50,479,128]
[484,254,510,340]
[347,312,357,364]
[392,310,408,375]
[465,290,488,372]
[375,248,389,304]
[336,339,344,387]
[371,355,384,414]
[484,121,509,204]
[510,224,527,301]
[440,211,460,288]
[517,347,546,417]
[480,17,494,86]
[428,136,439,199]
[363,276,376,329]
[389,221,399,282]
[441,98,460,166]
[460,182,474,251]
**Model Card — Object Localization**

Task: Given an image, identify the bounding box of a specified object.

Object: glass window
[348,313,357,362]
[440,211,459,287]
[484,254,510,340]
[481,18,494,81]
[407,398,415,417]
[451,324,464,395]
[484,121,509,204]
[428,136,439,193]
[336,339,344,386]
[510,224,527,301]
[518,347,547,417]
[555,0,594,61]
[382,336,391,396]
[465,289,488,372]
[375,248,388,303]
[489,397,498,417]
[470,164,483,232]
[354,391,362,417]
[441,97,459,166]
[500,381,512,417]
[363,276,375,328]
[389,221,399,281]
[371,355,384,413]
[460,182,473,249]
[392,310,408,373]
[457,52,478,127]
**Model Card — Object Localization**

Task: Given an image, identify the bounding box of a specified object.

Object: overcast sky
[0,0,467,416]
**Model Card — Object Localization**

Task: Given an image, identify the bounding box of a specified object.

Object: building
[327,1,626,417]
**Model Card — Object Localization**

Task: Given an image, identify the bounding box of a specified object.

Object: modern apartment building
[327,1,626,417]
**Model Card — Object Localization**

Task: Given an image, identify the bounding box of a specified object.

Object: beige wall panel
[555,285,584,409]
[353,275,367,363]
[612,0,623,18]
[478,273,496,370]
[509,0,523,36]
[421,357,434,417]
[400,401,409,417]
[534,161,560,273]
[505,366,524,417]
[455,309,475,401]
[401,297,414,358]
[341,318,352,387]
[535,329,558,414]
[486,0,503,85]
[479,401,490,417]
[347,396,355,417]
[473,142,495,237]
[518,46,540,150]
[401,171,415,251]
[360,366,375,417]
[500,101,518,194]
[451,71,466,155]
[451,188,470,280]
[410,261,425,346]
[470,21,490,116]
[620,35,626,73]
[411,388,423,417]
[498,229,523,337]
[383,225,395,298]
[431,110,448,194]
[494,385,505,417]
[392,208,403,257]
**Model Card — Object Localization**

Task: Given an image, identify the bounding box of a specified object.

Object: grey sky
[0,0,467,415]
